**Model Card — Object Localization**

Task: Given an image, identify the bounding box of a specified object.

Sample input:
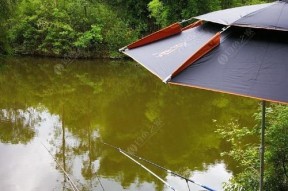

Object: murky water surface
[0,57,258,191]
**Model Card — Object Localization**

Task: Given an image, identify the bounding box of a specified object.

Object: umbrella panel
[171,27,288,104]
[195,3,273,26]
[123,23,223,81]
[196,1,288,31]
[234,1,288,31]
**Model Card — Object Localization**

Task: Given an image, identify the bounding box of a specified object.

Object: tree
[0,0,17,54]
[7,0,138,58]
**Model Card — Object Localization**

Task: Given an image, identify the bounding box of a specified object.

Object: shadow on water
[0,56,258,191]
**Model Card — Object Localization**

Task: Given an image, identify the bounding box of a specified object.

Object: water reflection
[0,57,258,190]
[0,108,39,144]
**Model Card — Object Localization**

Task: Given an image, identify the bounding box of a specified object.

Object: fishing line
[96,174,105,191]
[102,142,216,191]
[186,180,191,191]
[40,142,80,191]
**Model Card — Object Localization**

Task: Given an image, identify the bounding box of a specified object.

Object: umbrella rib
[276,4,285,29]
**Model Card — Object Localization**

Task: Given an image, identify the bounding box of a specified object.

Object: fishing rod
[41,142,80,191]
[102,142,177,191]
[120,150,177,191]
[102,142,216,191]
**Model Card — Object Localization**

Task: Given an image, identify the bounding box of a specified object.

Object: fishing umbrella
[120,0,288,190]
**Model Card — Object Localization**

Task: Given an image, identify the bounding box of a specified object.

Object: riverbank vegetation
[1,0,272,58]
[217,104,288,191]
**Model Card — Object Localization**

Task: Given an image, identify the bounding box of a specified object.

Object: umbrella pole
[259,100,266,191]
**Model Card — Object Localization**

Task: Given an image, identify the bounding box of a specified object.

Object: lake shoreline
[0,53,132,61]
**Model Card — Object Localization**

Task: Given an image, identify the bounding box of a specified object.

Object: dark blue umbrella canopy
[195,3,274,26]
[122,0,288,104]
[171,27,288,104]
[196,0,288,31]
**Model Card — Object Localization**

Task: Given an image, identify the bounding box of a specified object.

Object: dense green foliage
[0,0,17,54]
[0,0,273,57]
[217,104,288,191]
[7,0,139,58]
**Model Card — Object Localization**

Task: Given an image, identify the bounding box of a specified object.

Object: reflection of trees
[0,57,258,190]
[57,105,70,190]
[0,108,39,144]
[93,70,257,190]
[0,59,40,144]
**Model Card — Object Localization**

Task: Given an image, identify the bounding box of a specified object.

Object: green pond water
[0,57,259,191]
